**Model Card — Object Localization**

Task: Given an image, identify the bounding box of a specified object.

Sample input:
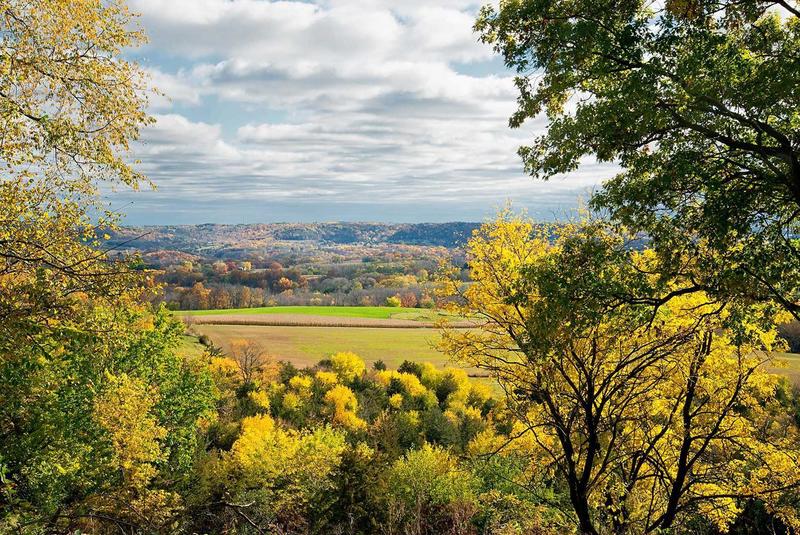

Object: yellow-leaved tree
[440,212,800,534]
[0,2,217,533]
[0,0,153,346]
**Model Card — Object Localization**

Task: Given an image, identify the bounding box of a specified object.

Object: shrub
[398,360,424,378]
[384,443,478,533]
[385,295,402,307]
[400,292,418,308]
[330,352,366,382]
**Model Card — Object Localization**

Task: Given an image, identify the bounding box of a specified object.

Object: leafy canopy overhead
[477,0,800,313]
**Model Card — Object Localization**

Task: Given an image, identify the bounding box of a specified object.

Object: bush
[400,291,418,308]
[398,360,424,378]
[386,295,402,307]
[384,443,478,534]
[330,352,366,382]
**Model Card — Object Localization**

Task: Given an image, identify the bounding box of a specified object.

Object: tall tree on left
[0,2,216,533]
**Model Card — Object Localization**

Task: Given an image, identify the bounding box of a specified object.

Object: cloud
[145,68,202,110]
[115,0,614,223]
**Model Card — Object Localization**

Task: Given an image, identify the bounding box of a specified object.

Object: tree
[188,282,211,310]
[476,0,800,315]
[0,2,219,531]
[386,295,402,307]
[440,213,800,533]
[329,351,366,383]
[229,339,270,387]
[210,286,231,309]
[237,285,253,308]
[324,385,366,430]
[0,0,153,350]
[1,305,216,532]
[384,443,478,534]
[400,291,419,308]
[196,414,347,533]
[92,373,177,529]
[276,276,294,293]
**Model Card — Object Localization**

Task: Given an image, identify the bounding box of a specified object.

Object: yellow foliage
[93,373,179,523]
[289,374,313,397]
[248,390,271,412]
[283,391,302,412]
[315,370,339,387]
[439,211,800,532]
[324,385,366,430]
[94,374,166,489]
[330,351,366,382]
[375,370,428,397]
[223,414,347,519]
[389,393,404,409]
[209,356,240,385]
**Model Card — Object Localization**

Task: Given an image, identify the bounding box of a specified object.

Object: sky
[111,0,615,225]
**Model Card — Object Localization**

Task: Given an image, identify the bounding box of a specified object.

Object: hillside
[109,222,482,256]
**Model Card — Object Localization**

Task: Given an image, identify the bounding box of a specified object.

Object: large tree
[0,2,216,532]
[476,0,800,314]
[0,0,153,352]
[440,213,800,534]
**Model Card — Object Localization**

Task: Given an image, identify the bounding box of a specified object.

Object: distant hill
[109,222,482,255]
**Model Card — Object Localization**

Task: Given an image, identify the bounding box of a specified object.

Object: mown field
[192,324,449,368]
[178,305,451,321]
[177,307,800,387]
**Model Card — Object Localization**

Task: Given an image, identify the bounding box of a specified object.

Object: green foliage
[477,0,800,316]
[384,443,478,533]
[1,305,216,532]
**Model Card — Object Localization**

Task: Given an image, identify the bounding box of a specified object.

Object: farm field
[193,324,451,368]
[182,326,800,387]
[178,305,448,320]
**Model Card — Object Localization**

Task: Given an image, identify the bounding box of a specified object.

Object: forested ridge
[109,222,483,253]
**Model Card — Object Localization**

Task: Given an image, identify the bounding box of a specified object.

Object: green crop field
[176,305,455,322]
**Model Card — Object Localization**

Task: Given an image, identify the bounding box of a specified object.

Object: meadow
[181,306,800,386]
[177,305,444,320]
[766,352,800,386]
[192,324,448,368]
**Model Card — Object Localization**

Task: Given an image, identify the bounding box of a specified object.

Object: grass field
[177,305,455,322]
[193,324,452,368]
[177,335,207,360]
[182,324,800,387]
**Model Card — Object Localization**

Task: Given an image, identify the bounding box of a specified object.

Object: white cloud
[117,0,613,222]
[145,68,202,110]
